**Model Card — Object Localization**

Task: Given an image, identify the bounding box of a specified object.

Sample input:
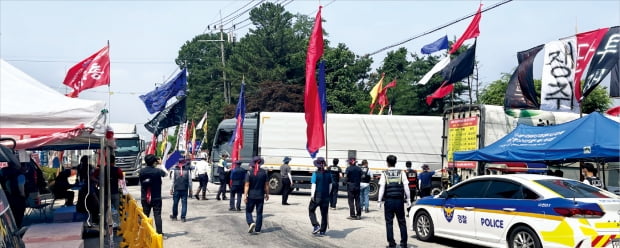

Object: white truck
[110,123,145,182]
[209,112,444,200]
[442,104,581,182]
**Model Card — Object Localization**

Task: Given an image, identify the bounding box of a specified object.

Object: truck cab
[110,123,145,182]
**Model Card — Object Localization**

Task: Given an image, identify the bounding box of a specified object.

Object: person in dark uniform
[308,157,332,236]
[280,156,293,205]
[377,155,411,248]
[418,164,435,198]
[244,156,269,234]
[344,157,362,220]
[52,168,75,206]
[169,158,193,222]
[404,161,417,217]
[139,154,167,234]
[327,158,342,209]
[216,154,229,201]
[93,154,124,211]
[229,161,246,211]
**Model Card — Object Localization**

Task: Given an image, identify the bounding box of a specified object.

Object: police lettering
[480,218,504,228]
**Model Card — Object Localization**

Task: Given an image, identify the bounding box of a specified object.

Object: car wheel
[508,226,541,248]
[414,211,434,241]
[268,173,283,195]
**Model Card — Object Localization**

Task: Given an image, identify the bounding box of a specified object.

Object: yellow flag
[159,129,168,155]
[369,74,385,106]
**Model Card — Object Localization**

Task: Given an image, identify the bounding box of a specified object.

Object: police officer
[344,157,362,219]
[404,161,417,217]
[377,155,411,248]
[216,154,229,201]
[327,158,342,209]
[229,161,246,211]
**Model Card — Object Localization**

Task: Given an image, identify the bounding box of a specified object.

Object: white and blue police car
[410,174,620,248]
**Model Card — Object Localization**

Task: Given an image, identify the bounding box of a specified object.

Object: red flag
[426,82,454,105]
[574,28,609,102]
[448,4,482,54]
[63,45,110,98]
[377,79,397,107]
[304,6,325,158]
[231,83,246,163]
[146,134,157,155]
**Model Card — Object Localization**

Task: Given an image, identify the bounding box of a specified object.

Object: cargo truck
[210,112,445,200]
[110,123,145,183]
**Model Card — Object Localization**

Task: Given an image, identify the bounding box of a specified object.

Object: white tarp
[0,58,106,150]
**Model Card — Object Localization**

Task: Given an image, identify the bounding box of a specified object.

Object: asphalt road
[126,179,485,248]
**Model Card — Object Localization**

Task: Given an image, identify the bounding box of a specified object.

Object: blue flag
[421,35,449,54]
[140,68,187,114]
[165,150,181,170]
[318,61,327,123]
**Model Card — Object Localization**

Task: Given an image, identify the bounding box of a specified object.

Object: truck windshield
[215,129,233,147]
[115,139,140,156]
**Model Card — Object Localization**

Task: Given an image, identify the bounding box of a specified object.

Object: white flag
[417,57,451,85]
[540,40,579,113]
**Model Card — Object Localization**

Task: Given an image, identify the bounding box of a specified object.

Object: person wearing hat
[280,156,294,205]
[377,155,411,248]
[244,156,269,234]
[194,156,210,200]
[581,163,603,188]
[418,164,435,198]
[139,154,167,234]
[344,157,362,220]
[308,157,332,236]
[169,156,193,222]
[229,160,246,211]
[216,154,230,201]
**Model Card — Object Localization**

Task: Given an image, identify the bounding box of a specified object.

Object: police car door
[436,179,490,239]
[474,179,520,243]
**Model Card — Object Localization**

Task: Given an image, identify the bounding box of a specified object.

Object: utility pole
[219,12,229,104]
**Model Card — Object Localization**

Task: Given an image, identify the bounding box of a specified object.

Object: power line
[364,0,513,57]
[202,0,258,33]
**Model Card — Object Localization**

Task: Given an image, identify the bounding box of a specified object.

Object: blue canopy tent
[453,112,620,163]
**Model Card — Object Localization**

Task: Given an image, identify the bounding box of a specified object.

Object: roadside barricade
[118,194,163,248]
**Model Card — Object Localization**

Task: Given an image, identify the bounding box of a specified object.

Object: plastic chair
[26,192,55,221]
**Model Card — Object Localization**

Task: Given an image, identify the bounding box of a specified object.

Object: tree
[478,75,612,113]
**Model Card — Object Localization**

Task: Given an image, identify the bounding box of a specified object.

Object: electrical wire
[202,0,258,33]
[364,0,513,57]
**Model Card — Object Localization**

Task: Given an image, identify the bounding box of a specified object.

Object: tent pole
[99,138,105,248]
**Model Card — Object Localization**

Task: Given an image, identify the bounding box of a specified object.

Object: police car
[410,174,620,248]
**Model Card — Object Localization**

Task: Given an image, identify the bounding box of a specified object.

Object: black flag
[504,44,544,109]
[582,26,620,101]
[440,42,477,85]
[610,62,620,97]
[144,96,187,135]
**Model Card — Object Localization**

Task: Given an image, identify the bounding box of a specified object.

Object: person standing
[582,163,603,188]
[169,158,193,222]
[327,158,342,209]
[404,161,418,217]
[308,157,332,236]
[359,159,372,213]
[229,161,246,211]
[280,156,293,205]
[216,154,229,201]
[418,164,435,198]
[344,157,362,220]
[139,154,167,234]
[244,156,269,234]
[194,159,209,200]
[377,155,411,248]
[93,154,124,211]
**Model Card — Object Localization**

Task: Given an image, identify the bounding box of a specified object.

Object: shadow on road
[165,231,188,239]
[325,227,362,239]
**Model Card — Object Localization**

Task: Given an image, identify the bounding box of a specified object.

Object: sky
[1,0,619,138]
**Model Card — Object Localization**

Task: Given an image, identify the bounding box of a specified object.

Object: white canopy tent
[0,58,107,150]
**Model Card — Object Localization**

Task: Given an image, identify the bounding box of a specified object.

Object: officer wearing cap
[216,154,229,201]
[308,157,331,236]
[280,156,293,205]
[418,164,435,198]
[244,156,269,234]
[229,160,246,211]
[344,157,362,219]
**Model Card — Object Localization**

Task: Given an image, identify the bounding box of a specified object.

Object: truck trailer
[210,112,444,200]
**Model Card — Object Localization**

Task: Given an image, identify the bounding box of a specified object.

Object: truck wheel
[430,187,442,196]
[268,173,283,195]
[368,181,379,200]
